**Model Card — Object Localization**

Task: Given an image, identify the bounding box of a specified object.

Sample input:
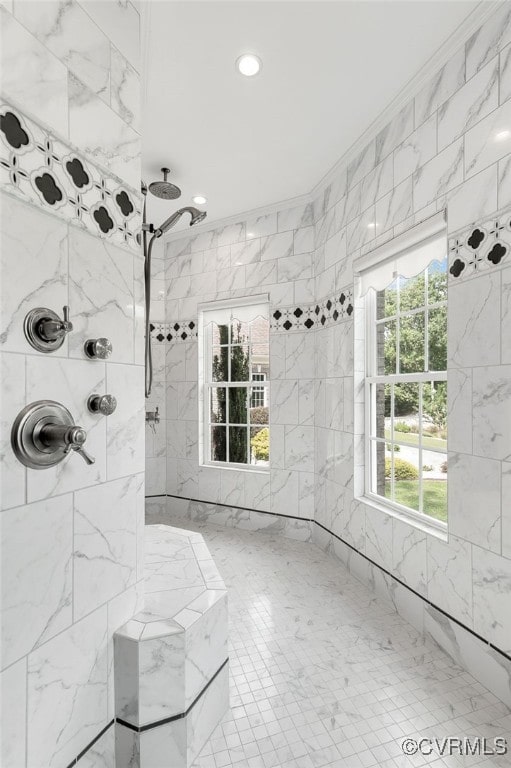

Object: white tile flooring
[150,518,510,768]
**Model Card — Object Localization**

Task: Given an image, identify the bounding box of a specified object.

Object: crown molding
[162,0,501,244]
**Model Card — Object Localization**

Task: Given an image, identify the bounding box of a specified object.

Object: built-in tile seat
[114,525,229,767]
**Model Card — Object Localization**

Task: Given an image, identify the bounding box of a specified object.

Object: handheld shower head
[148,168,181,200]
[155,207,207,237]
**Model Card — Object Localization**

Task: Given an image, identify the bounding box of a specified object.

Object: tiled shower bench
[114,525,229,767]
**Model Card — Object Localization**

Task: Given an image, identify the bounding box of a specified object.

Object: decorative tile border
[449,205,511,280]
[270,288,354,333]
[150,321,198,344]
[0,102,141,253]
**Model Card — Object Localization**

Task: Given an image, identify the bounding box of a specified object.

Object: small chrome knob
[88,394,117,415]
[84,338,112,360]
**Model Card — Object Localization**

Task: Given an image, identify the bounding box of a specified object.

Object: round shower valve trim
[88,394,117,415]
[84,338,113,359]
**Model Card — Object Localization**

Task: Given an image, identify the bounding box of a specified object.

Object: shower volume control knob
[84,338,112,360]
[87,394,117,416]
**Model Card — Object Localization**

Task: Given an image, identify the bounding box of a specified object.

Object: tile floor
[148,516,510,768]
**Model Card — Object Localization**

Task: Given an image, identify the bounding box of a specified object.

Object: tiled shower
[1,1,511,767]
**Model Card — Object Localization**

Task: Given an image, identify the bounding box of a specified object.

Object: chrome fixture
[24,305,73,353]
[84,337,112,359]
[142,169,207,398]
[11,400,95,469]
[148,167,181,200]
[145,406,160,425]
[87,394,117,415]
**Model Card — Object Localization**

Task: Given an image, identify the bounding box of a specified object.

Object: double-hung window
[199,297,270,469]
[356,213,448,529]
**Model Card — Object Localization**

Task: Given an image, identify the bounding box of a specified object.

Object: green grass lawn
[385,479,447,522]
[385,430,447,451]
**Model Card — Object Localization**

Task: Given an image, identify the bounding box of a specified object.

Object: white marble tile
[107,580,144,719]
[473,364,511,461]
[438,58,499,150]
[27,606,108,768]
[0,194,68,354]
[447,368,472,454]
[0,7,68,136]
[277,203,313,232]
[245,260,277,288]
[69,227,135,363]
[184,594,228,707]
[246,212,277,239]
[244,470,270,512]
[146,456,166,495]
[15,0,111,102]
[285,332,315,379]
[465,97,511,178]
[186,662,229,765]
[375,102,414,164]
[449,452,501,552]
[2,494,73,669]
[111,45,140,131]
[114,723,139,768]
[502,462,511,559]
[198,465,221,503]
[76,725,115,768]
[230,238,261,266]
[298,471,314,519]
[138,632,185,724]
[271,469,299,517]
[394,114,437,186]
[0,352,26,511]
[346,206,376,254]
[364,505,393,572]
[78,0,140,71]
[359,155,393,212]
[284,425,314,472]
[1,658,26,768]
[473,545,511,653]
[293,226,314,255]
[413,138,464,210]
[500,42,511,105]
[427,534,472,627]
[347,141,375,189]
[25,356,107,501]
[69,74,140,189]
[216,222,245,247]
[424,605,511,708]
[375,176,413,233]
[392,518,427,596]
[501,266,511,364]
[448,271,500,368]
[271,379,298,425]
[415,47,465,125]
[466,3,511,79]
[106,362,145,479]
[277,253,312,283]
[446,163,498,233]
[145,558,204,593]
[74,475,139,619]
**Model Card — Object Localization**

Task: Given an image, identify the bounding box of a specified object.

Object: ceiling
[142,1,480,233]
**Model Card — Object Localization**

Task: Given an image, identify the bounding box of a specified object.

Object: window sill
[201,461,270,474]
[358,493,448,542]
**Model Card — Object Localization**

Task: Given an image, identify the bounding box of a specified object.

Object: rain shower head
[155,207,207,237]
[148,167,181,200]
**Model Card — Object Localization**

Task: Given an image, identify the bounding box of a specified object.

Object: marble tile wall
[0,2,143,767]
[157,3,511,687]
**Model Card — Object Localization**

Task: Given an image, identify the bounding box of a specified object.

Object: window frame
[199,297,270,472]
[362,257,448,534]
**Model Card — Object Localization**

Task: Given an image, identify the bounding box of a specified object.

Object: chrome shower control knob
[87,394,117,416]
[84,338,112,360]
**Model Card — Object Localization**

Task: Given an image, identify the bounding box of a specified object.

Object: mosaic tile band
[449,204,511,280]
[0,103,141,253]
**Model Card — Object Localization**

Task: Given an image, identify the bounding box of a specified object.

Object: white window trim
[198,295,270,472]
[357,215,448,533]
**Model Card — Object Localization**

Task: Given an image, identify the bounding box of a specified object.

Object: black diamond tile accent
[449,258,465,278]
[115,190,134,217]
[174,323,180,331]
[273,310,282,320]
[326,300,332,310]
[156,333,164,341]
[93,205,114,233]
[181,332,187,340]
[34,172,63,206]
[166,334,172,341]
[304,318,314,329]
[283,320,293,330]
[189,321,195,329]
[339,293,346,304]
[0,111,29,149]
[294,308,303,317]
[467,228,485,249]
[150,323,155,332]
[347,304,353,316]
[333,310,339,321]
[65,157,89,189]
[320,315,326,325]
[487,243,506,265]
[315,305,320,315]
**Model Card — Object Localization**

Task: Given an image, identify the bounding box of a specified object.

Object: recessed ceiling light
[192,195,207,205]
[367,221,377,229]
[494,129,510,142]
[236,54,262,77]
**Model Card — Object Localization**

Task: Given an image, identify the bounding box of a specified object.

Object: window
[199,297,270,469]
[357,213,447,528]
